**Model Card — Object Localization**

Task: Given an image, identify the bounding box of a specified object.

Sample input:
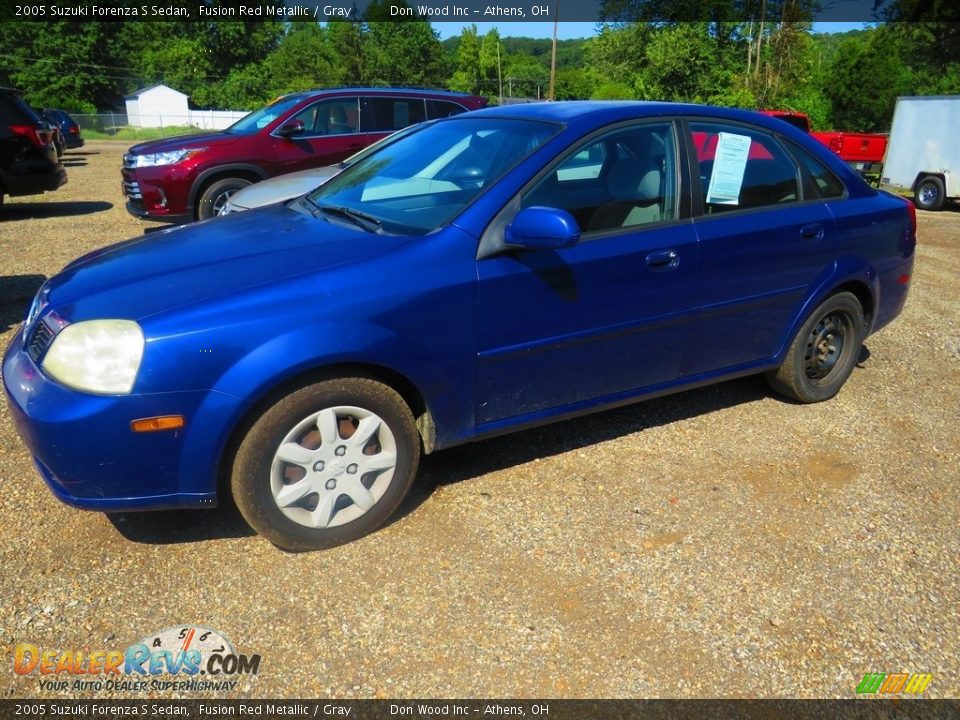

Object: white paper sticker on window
[705,132,752,205]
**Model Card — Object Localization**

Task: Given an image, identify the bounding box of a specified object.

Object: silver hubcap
[213,189,239,216]
[270,406,398,529]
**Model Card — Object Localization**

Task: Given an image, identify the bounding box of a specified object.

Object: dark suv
[1,87,67,209]
[121,87,487,222]
[42,109,85,150]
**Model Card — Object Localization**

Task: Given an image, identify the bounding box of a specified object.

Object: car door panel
[476,222,698,426]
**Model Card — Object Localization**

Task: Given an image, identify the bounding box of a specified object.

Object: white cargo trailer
[882,95,960,211]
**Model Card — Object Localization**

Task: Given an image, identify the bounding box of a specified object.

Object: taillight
[8,124,44,149]
[905,196,917,238]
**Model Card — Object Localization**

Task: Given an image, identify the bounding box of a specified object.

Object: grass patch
[82,125,208,141]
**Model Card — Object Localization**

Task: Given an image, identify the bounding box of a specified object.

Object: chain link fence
[71,112,242,140]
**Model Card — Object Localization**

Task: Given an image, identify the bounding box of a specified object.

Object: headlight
[42,320,145,395]
[132,149,205,167]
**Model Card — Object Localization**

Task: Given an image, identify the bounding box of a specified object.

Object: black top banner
[2,0,958,23]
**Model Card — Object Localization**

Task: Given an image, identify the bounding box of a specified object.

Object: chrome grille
[122,179,142,199]
[26,319,55,363]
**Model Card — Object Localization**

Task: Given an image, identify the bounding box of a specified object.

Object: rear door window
[363,97,427,132]
[690,122,800,214]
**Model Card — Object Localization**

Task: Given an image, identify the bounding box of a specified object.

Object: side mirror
[277,120,305,138]
[505,206,580,251]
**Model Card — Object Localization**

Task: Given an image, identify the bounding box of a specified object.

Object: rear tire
[231,378,421,551]
[914,176,945,211]
[197,177,252,220]
[766,292,865,403]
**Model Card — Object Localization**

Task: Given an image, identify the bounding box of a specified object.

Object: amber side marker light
[131,416,185,433]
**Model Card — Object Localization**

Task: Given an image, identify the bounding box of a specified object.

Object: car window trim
[779,136,850,203]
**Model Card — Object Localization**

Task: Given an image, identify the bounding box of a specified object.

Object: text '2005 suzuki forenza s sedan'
[5,102,915,550]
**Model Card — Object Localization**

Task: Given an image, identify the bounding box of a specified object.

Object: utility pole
[547,0,558,100]
[497,41,503,105]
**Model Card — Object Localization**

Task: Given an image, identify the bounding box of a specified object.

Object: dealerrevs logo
[13,626,261,692]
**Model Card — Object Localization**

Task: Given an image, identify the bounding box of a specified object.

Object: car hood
[127,131,239,155]
[230,166,341,210]
[45,203,410,322]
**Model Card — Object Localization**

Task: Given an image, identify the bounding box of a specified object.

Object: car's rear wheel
[197,177,252,220]
[230,378,421,551]
[766,291,865,403]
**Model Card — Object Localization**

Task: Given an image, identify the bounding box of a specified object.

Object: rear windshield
[0,91,43,125]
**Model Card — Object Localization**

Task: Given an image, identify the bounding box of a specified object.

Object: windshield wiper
[316,204,383,233]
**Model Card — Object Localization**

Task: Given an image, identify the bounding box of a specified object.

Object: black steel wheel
[767,292,865,403]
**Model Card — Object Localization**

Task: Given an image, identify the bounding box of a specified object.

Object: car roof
[278,87,480,102]
[466,100,806,134]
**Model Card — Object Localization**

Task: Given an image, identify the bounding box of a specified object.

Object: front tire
[231,378,421,551]
[914,176,945,211]
[197,177,252,220]
[766,292,865,403]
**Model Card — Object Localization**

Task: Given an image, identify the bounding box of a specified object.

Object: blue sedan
[3,102,916,550]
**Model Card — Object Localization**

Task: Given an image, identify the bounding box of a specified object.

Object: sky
[431,21,871,41]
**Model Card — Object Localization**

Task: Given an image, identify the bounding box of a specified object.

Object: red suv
[121,87,487,222]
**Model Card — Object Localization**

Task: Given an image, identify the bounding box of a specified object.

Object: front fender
[177,317,471,496]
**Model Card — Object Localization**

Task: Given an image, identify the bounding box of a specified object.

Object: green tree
[363,1,447,86]
[448,24,481,94]
[0,21,122,111]
[825,31,912,131]
[260,24,342,97]
[327,16,367,83]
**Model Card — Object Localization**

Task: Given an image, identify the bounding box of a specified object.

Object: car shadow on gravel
[100,356,878,548]
[1,201,112,220]
[106,504,256,545]
[403,375,774,516]
[0,274,45,332]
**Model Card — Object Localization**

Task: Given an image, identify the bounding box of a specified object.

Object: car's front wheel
[766,291,865,403]
[197,177,252,220]
[230,378,421,551]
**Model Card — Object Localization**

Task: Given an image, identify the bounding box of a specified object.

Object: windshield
[225,95,306,135]
[306,117,559,235]
[340,121,430,168]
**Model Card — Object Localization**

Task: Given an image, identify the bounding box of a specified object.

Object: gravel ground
[0,141,957,700]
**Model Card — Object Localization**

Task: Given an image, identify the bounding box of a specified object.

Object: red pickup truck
[760,110,887,178]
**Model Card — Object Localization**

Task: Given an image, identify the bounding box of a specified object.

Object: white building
[124,84,189,128]
[124,84,247,130]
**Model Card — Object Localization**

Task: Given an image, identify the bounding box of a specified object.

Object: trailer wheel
[914,176,945,211]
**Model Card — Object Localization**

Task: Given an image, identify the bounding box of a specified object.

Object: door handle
[800,223,824,240]
[645,250,679,270]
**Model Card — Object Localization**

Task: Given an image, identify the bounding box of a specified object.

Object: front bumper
[3,329,219,511]
[121,166,192,222]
